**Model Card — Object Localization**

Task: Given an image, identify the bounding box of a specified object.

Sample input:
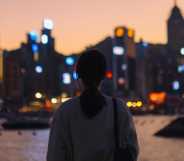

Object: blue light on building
[29,31,38,42]
[178,65,184,73]
[35,65,43,73]
[142,42,148,47]
[32,44,39,53]
[65,57,75,66]
[73,72,78,80]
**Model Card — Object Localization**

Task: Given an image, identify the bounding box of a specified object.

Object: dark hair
[76,49,107,118]
[76,49,106,87]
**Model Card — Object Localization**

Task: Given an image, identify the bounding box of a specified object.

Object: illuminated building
[3,49,24,108]
[2,19,64,107]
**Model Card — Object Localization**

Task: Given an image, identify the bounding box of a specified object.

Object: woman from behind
[47,49,139,161]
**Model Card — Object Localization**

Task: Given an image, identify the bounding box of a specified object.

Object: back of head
[76,49,106,88]
[76,49,107,119]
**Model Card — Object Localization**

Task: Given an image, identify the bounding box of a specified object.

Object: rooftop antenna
[174,0,177,6]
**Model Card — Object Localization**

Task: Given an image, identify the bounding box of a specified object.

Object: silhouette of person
[47,49,139,161]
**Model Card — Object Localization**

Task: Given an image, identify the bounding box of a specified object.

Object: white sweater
[47,95,139,161]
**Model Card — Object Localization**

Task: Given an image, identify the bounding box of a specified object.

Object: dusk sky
[0,0,184,55]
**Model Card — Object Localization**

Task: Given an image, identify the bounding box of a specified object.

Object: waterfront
[0,116,184,161]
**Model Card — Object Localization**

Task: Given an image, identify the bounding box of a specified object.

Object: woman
[47,49,139,161]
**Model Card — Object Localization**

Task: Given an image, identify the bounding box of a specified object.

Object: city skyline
[0,0,184,55]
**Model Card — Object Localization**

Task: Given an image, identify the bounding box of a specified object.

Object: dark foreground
[0,116,184,161]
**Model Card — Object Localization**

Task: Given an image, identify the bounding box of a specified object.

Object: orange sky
[0,0,184,55]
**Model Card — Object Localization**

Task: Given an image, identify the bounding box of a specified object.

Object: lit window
[113,46,125,55]
[122,64,127,71]
[180,48,184,55]
[51,98,58,104]
[35,65,43,73]
[62,73,71,84]
[172,81,180,90]
[35,92,42,99]
[43,19,54,30]
[178,65,184,73]
[41,34,48,44]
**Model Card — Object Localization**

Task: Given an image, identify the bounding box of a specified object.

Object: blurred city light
[149,92,166,105]
[41,34,48,44]
[61,97,71,103]
[32,44,39,53]
[115,27,125,37]
[35,65,43,73]
[180,48,184,55]
[126,101,132,107]
[73,71,78,80]
[126,101,143,108]
[65,57,75,66]
[106,71,113,79]
[172,81,180,90]
[35,92,42,99]
[61,92,68,98]
[128,29,134,38]
[113,46,125,55]
[143,42,148,47]
[43,19,54,30]
[177,65,184,73]
[62,73,71,84]
[33,53,39,62]
[121,64,127,71]
[51,98,58,104]
[29,31,38,42]
[118,78,125,85]
[137,101,143,107]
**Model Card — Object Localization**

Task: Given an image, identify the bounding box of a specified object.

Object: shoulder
[53,96,79,119]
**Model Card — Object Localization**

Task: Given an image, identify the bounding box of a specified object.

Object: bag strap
[112,98,119,149]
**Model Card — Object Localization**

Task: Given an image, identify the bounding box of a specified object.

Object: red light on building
[149,92,166,105]
[45,99,52,111]
[106,71,112,79]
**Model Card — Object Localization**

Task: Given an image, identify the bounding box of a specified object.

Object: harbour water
[0,116,184,161]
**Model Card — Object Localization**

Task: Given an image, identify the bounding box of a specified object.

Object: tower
[167,1,184,95]
[167,1,184,50]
